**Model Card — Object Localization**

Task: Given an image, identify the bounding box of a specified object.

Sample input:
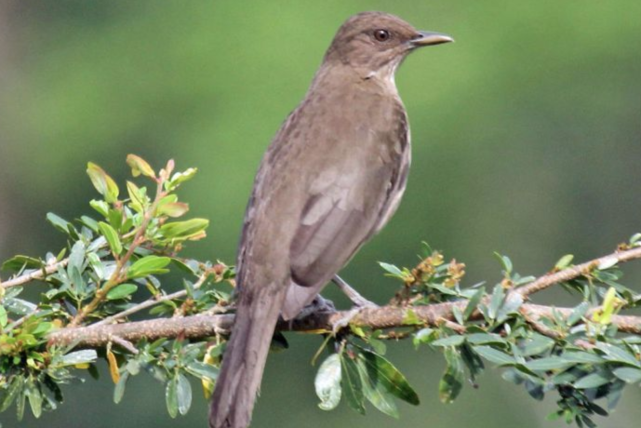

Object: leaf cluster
[0,156,230,420]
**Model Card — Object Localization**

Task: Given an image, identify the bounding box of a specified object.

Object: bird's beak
[410,31,454,47]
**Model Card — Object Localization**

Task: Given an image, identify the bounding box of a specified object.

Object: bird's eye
[373,29,391,42]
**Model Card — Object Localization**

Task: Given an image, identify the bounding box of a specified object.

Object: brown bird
[209,11,452,428]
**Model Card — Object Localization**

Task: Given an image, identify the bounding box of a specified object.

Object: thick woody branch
[42,245,641,349]
[47,302,641,349]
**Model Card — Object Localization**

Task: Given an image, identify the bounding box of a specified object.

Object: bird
[209,11,452,428]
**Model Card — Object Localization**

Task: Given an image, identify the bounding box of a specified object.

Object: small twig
[519,307,563,339]
[516,246,641,297]
[95,269,213,326]
[69,179,166,327]
[0,258,69,289]
[8,310,42,330]
[110,335,139,354]
[437,317,466,334]
[96,289,188,326]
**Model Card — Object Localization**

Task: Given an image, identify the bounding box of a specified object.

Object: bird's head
[324,11,453,82]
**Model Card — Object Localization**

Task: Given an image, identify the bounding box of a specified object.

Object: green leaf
[340,354,365,414]
[68,240,86,272]
[87,162,119,203]
[359,349,419,405]
[427,283,459,296]
[474,346,515,365]
[595,343,641,367]
[432,335,465,347]
[3,298,37,315]
[452,305,464,325]
[378,262,403,278]
[114,371,129,404]
[562,351,605,364]
[126,360,141,376]
[439,347,464,403]
[126,154,156,178]
[567,302,590,326]
[496,293,523,322]
[460,343,484,382]
[413,328,436,347]
[127,256,171,279]
[157,202,189,218]
[463,287,485,320]
[315,354,342,411]
[25,379,42,419]
[574,371,611,389]
[466,333,506,346]
[89,200,109,217]
[185,362,219,381]
[46,213,74,235]
[16,385,26,421]
[167,167,198,189]
[521,334,555,357]
[126,181,147,213]
[0,376,22,412]
[80,215,99,232]
[355,357,398,418]
[494,252,513,274]
[555,254,574,270]
[107,208,123,232]
[31,322,53,337]
[176,374,192,415]
[159,219,209,241]
[106,283,138,300]
[488,284,505,321]
[165,376,178,418]
[1,255,44,272]
[98,222,123,255]
[59,350,98,367]
[612,367,641,383]
[0,306,7,328]
[527,357,574,372]
[607,380,625,410]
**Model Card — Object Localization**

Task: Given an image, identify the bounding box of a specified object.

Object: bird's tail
[209,285,284,428]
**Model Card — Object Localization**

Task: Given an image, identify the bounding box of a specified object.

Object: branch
[47,301,641,349]
[521,303,641,335]
[0,258,69,288]
[516,245,641,297]
[93,268,214,326]
[45,245,641,349]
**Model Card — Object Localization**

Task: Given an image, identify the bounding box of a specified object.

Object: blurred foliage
[0,1,640,428]
[0,156,228,422]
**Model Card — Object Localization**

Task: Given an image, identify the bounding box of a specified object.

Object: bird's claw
[296,295,337,319]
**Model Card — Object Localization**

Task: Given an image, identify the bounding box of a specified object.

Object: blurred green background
[1,1,640,427]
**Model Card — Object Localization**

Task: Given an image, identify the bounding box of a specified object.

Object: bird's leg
[331,275,378,334]
[332,275,377,308]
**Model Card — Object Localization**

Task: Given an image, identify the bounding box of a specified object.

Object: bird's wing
[283,139,409,319]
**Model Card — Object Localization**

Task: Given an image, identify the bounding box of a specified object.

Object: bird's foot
[296,295,337,319]
[332,275,377,308]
